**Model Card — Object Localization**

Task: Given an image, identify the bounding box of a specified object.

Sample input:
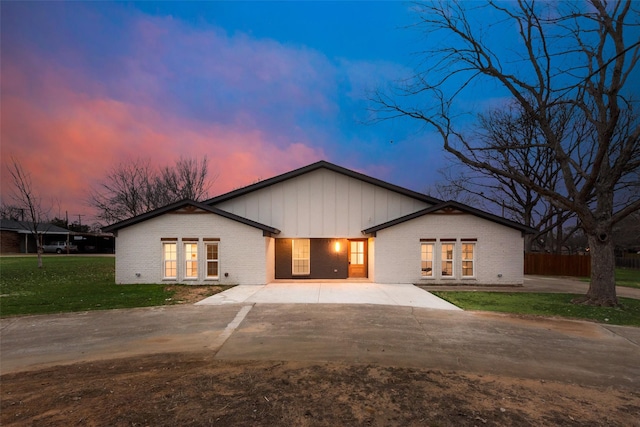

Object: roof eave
[102,199,280,235]
[362,201,537,235]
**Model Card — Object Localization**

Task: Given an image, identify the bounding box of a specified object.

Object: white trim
[420,242,434,279]
[184,242,199,279]
[205,241,220,280]
[461,242,476,278]
[162,242,177,279]
[440,242,455,278]
[291,239,310,275]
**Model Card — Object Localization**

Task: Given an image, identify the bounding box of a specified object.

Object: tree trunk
[37,233,43,269]
[577,232,617,306]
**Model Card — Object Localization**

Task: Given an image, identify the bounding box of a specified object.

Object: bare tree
[6,157,51,267]
[90,158,157,224]
[159,156,214,205]
[91,156,214,224]
[0,203,24,221]
[612,210,640,253]
[437,103,578,253]
[375,1,640,305]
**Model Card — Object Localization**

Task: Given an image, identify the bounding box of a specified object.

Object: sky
[4,1,634,226]
[3,1,451,225]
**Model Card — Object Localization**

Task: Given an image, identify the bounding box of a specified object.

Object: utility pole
[77,214,84,228]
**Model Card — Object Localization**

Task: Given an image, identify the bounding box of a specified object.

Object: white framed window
[462,243,475,277]
[292,239,310,275]
[184,242,198,279]
[441,243,454,277]
[421,243,434,277]
[206,242,219,279]
[163,242,177,279]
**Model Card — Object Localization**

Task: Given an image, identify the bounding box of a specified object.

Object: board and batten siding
[374,213,525,285]
[114,211,270,285]
[213,168,432,237]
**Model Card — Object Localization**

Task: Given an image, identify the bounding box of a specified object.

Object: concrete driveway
[195,282,461,310]
[2,302,639,389]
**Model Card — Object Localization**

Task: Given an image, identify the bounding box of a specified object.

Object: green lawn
[0,256,173,317]
[578,268,640,289]
[3,256,639,326]
[432,291,640,327]
[615,268,640,289]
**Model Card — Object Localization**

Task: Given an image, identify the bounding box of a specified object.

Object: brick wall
[114,212,269,285]
[374,213,524,285]
[0,231,21,253]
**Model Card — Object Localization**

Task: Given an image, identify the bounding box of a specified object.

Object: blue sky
[7,1,623,224]
[3,1,457,223]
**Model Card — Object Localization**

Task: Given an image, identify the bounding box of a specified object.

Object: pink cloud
[1,25,328,224]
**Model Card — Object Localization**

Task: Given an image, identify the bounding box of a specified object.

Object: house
[0,219,72,254]
[103,161,535,285]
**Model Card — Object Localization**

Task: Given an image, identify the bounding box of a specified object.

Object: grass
[577,268,640,289]
[614,268,640,289]
[432,291,640,327]
[2,256,639,326]
[0,256,173,317]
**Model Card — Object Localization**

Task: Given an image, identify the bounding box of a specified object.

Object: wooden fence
[524,253,591,277]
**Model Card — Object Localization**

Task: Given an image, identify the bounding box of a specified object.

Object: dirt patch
[2,353,638,426]
[473,311,608,339]
[165,284,235,304]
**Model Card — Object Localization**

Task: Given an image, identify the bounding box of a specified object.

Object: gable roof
[362,201,537,236]
[101,162,534,237]
[102,199,281,236]
[205,160,443,206]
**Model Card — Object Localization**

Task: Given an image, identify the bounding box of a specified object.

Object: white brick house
[104,161,534,285]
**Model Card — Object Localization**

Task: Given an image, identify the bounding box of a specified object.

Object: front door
[348,239,367,278]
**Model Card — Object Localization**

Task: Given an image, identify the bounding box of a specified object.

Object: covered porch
[274,237,373,280]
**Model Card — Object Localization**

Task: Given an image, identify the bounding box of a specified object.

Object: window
[184,243,198,278]
[462,243,475,277]
[206,242,219,279]
[350,241,365,265]
[292,239,310,275]
[441,243,454,277]
[163,242,177,279]
[421,243,434,277]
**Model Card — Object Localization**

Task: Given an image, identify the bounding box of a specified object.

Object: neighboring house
[104,161,535,285]
[0,219,72,254]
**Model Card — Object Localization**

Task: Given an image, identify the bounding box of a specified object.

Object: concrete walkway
[423,275,640,300]
[195,282,461,310]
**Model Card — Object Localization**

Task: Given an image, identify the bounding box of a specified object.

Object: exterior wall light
[334,241,341,253]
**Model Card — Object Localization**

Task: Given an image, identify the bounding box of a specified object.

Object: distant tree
[5,157,51,267]
[612,211,640,253]
[374,1,640,306]
[90,158,157,224]
[158,156,214,205]
[50,217,68,229]
[90,156,215,224]
[563,227,589,255]
[0,203,23,221]
[52,217,90,233]
[436,103,577,254]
